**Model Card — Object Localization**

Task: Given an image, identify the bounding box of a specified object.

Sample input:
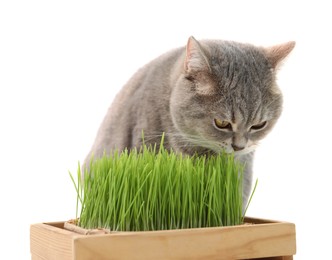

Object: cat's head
[170,36,295,155]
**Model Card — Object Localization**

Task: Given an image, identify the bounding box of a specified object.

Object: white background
[0,1,331,259]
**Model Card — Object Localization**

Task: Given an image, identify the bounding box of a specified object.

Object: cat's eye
[214,119,232,130]
[250,121,267,131]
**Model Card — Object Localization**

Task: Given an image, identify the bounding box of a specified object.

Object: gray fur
[85,37,295,207]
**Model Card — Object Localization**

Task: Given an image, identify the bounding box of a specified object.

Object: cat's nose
[231,144,245,151]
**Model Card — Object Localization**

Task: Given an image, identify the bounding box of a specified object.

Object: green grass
[70,135,253,231]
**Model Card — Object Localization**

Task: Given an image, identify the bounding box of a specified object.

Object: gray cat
[85,36,295,207]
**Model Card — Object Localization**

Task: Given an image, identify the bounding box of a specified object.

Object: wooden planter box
[30,217,296,260]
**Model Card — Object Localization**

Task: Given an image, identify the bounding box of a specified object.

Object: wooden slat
[248,257,293,260]
[73,222,296,260]
[30,222,81,260]
[31,218,296,260]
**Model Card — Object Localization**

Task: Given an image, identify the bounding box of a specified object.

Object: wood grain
[30,222,81,260]
[30,217,296,260]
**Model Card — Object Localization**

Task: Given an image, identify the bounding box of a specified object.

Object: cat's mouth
[179,134,256,156]
[219,143,256,155]
[231,144,256,155]
[232,148,252,156]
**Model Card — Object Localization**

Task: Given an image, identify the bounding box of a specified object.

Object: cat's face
[170,83,282,155]
[170,37,294,155]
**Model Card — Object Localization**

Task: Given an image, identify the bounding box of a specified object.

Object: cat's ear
[264,41,296,69]
[184,36,211,73]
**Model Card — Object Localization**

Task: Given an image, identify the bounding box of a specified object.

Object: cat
[84,36,295,207]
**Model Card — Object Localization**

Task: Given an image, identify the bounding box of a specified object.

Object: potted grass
[30,136,296,260]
